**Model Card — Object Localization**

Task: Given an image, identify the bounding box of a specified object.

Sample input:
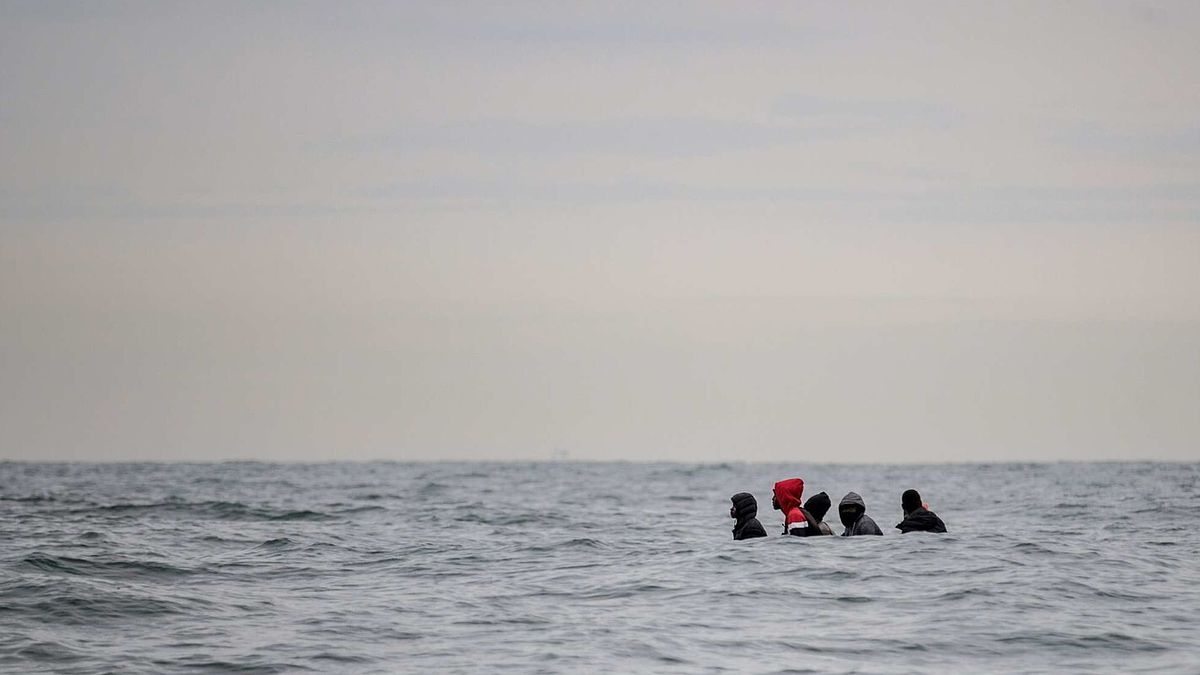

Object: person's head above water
[839,491,867,528]
[902,489,923,515]
[730,492,758,522]
[804,491,832,524]
[772,478,805,513]
[729,491,769,539]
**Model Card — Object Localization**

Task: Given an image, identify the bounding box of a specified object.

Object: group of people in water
[729,478,947,540]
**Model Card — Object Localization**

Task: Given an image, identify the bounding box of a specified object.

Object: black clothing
[734,519,767,540]
[896,507,947,533]
[803,492,834,536]
[901,489,923,513]
[731,492,768,540]
[734,517,768,540]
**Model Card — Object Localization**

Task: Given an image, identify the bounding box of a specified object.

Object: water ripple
[0,461,1197,674]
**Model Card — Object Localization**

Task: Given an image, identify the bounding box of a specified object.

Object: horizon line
[1,457,1195,466]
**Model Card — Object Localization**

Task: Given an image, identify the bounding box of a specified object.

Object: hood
[773,478,805,514]
[902,489,923,514]
[839,491,866,528]
[839,491,866,510]
[730,492,758,523]
[804,491,832,523]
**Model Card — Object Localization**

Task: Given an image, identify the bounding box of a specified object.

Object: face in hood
[839,491,866,528]
[730,492,758,523]
[772,478,805,514]
[803,491,832,523]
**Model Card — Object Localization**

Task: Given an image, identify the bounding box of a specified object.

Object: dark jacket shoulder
[734,518,767,540]
[896,508,947,533]
[843,514,883,536]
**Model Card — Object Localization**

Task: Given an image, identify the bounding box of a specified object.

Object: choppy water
[1,461,1198,674]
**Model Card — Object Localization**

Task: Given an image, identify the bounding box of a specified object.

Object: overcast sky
[2,2,1197,462]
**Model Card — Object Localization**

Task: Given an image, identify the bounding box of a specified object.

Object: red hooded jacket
[773,478,810,535]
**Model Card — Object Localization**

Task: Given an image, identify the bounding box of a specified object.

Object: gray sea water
[1,461,1197,674]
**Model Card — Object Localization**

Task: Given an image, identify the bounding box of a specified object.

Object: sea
[1,461,1197,674]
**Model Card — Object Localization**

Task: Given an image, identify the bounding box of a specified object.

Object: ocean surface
[1,461,1197,674]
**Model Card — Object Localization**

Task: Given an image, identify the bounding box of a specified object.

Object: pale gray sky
[2,2,1197,462]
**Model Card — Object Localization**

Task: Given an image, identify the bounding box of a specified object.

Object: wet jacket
[839,492,883,536]
[774,478,817,536]
[896,507,947,533]
[803,491,835,536]
[730,492,767,540]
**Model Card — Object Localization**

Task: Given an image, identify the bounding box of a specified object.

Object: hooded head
[803,491,832,524]
[902,489,923,515]
[772,479,805,514]
[730,492,758,523]
[839,491,867,528]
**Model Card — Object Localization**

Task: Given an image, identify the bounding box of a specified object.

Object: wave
[351,492,402,501]
[9,640,86,663]
[2,494,62,503]
[455,512,551,526]
[520,537,610,553]
[267,509,332,521]
[0,579,209,625]
[61,500,339,522]
[254,537,296,549]
[164,659,313,674]
[19,554,199,580]
[996,631,1169,653]
[330,505,386,515]
[416,481,451,495]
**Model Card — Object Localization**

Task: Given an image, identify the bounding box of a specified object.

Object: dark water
[1,462,1197,674]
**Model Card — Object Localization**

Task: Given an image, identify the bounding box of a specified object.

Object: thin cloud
[319,117,874,159]
[771,94,962,130]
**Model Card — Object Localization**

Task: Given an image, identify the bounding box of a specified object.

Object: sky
[1,1,1197,463]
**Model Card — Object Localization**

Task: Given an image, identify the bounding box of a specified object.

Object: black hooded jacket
[803,492,835,536]
[731,493,768,540]
[896,507,947,533]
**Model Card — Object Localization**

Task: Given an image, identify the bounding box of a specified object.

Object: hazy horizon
[2,457,1196,466]
[3,2,1198,463]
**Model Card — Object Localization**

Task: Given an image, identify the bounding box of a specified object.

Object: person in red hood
[772,478,819,536]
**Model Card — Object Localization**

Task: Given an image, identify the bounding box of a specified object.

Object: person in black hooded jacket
[730,492,768,540]
[803,491,835,535]
[896,489,947,533]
